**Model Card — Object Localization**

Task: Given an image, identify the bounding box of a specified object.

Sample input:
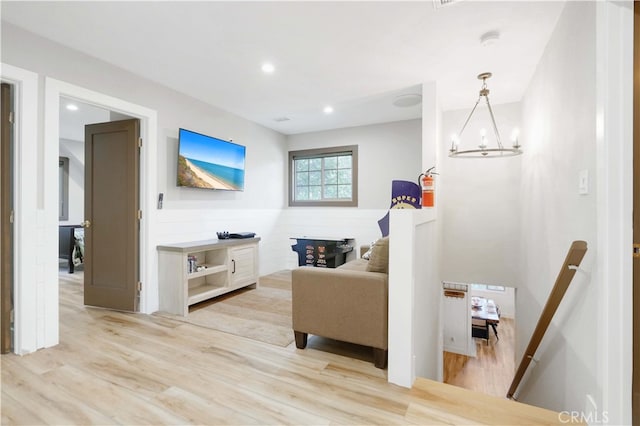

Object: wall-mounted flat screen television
[177,128,246,191]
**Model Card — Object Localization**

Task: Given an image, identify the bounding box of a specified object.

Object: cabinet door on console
[230,245,258,287]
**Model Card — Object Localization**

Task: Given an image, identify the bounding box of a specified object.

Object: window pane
[295,159,309,172]
[324,185,337,199]
[337,155,351,169]
[296,187,309,200]
[338,169,351,184]
[308,171,321,185]
[338,185,352,199]
[309,186,322,200]
[324,156,337,169]
[296,171,309,186]
[308,158,322,171]
[324,169,337,184]
[289,146,357,207]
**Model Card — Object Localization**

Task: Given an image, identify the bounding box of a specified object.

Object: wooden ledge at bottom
[407,377,583,425]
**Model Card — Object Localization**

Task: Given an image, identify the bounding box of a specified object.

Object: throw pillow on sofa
[366,236,389,274]
[362,241,376,260]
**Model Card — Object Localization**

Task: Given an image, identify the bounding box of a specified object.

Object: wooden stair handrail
[507,240,588,400]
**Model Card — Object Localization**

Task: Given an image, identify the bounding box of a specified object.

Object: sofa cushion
[366,236,389,274]
[338,258,369,272]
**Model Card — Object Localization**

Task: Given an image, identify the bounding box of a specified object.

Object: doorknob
[80,220,91,228]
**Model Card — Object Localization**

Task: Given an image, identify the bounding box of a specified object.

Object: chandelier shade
[449,72,522,158]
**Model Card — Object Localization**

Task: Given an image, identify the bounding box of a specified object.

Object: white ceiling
[59,97,110,142]
[2,1,566,135]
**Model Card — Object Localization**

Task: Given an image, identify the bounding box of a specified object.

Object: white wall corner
[388,209,437,387]
[595,1,634,424]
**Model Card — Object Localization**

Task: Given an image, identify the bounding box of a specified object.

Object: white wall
[439,102,522,287]
[388,83,442,387]
[1,23,288,212]
[515,1,599,413]
[284,118,422,268]
[287,119,422,209]
[58,138,84,225]
[0,23,289,331]
[2,25,287,264]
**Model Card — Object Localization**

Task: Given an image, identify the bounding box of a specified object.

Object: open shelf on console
[158,237,260,316]
[187,264,227,279]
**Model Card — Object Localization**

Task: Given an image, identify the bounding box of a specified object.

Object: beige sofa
[291,244,389,368]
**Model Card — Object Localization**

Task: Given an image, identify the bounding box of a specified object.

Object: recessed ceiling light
[261,63,275,74]
[66,103,79,111]
[392,94,422,108]
[323,106,334,114]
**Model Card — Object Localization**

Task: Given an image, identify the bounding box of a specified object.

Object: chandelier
[449,72,522,158]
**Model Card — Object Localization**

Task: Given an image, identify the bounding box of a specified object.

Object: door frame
[1,82,14,353]
[41,78,158,348]
[0,64,38,355]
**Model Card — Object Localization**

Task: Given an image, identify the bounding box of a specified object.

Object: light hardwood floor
[443,317,516,398]
[0,269,567,425]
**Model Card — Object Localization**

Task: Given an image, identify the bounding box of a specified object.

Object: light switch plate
[579,170,589,195]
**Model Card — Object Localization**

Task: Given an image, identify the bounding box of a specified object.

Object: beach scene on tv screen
[177,130,245,190]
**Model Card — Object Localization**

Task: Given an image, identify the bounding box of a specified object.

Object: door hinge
[634,243,640,258]
[137,210,142,220]
[138,138,142,148]
[9,309,14,323]
[8,112,14,124]
[9,210,14,224]
[137,281,142,293]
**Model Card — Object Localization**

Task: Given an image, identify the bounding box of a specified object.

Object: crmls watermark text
[559,410,609,424]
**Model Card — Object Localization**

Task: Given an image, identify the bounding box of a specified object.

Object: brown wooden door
[84,119,140,311]
[1,83,13,353]
[634,2,639,423]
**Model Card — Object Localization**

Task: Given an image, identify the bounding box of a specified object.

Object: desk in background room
[471,297,500,344]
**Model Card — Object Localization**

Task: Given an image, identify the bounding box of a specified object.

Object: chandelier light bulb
[479,128,488,149]
[450,133,459,153]
[511,128,521,148]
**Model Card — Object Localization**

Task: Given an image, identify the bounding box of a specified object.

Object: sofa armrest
[292,267,388,349]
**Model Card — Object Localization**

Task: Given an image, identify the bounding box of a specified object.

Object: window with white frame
[471,283,506,292]
[288,145,358,207]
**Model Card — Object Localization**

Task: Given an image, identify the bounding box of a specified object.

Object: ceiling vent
[393,94,422,108]
[273,117,291,122]
[432,0,461,9]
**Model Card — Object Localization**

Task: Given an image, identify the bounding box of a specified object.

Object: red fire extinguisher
[419,167,437,208]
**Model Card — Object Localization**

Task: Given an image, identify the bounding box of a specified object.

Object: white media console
[157,237,260,316]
